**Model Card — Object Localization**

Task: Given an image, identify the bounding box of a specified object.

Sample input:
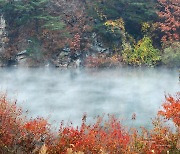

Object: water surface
[0,67,179,129]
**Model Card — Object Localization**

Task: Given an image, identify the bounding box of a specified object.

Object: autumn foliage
[157,0,180,43]
[0,93,180,153]
[158,93,180,126]
[85,54,122,68]
[0,95,51,153]
[48,115,130,153]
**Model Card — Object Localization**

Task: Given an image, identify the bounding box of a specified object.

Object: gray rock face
[16,57,40,67]
[52,51,71,67]
[16,50,28,66]
[17,57,28,66]
[52,50,82,68]
[59,51,69,57]
[0,61,4,67]
[75,59,81,67]
[0,15,7,54]
[90,32,109,54]
[16,50,41,67]
[90,45,109,53]
[17,50,27,56]
[51,33,110,68]
[62,47,71,52]
[0,15,8,67]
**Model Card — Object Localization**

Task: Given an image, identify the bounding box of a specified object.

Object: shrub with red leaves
[49,115,130,153]
[0,95,23,152]
[158,92,180,127]
[0,94,51,153]
[157,0,180,44]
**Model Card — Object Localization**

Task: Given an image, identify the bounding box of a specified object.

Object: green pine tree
[0,0,65,33]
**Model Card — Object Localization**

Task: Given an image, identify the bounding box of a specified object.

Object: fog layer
[0,67,179,129]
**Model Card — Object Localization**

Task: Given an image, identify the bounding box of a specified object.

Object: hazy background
[0,67,179,129]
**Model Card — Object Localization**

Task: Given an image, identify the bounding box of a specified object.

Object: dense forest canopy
[0,0,179,67]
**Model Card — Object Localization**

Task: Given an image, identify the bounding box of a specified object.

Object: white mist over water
[0,67,179,129]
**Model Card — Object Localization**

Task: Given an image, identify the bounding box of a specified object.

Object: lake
[0,67,179,129]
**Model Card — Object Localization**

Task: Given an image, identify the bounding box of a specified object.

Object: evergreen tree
[0,0,64,33]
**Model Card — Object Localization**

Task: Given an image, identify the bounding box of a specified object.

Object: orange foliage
[0,94,51,153]
[158,93,180,126]
[69,33,81,52]
[23,117,50,141]
[0,95,22,146]
[149,118,176,153]
[49,115,130,153]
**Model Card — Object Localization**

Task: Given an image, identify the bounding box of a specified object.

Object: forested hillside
[0,0,179,67]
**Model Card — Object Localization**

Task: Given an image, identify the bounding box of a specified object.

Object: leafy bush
[0,94,51,153]
[157,0,180,43]
[158,93,180,127]
[122,37,161,66]
[161,42,180,67]
[158,93,180,152]
[50,115,130,153]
